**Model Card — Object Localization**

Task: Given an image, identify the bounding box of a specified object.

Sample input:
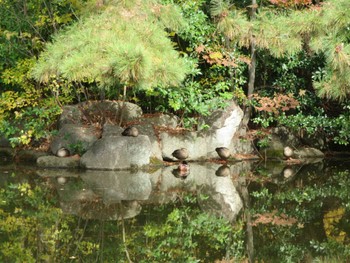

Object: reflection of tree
[236,177,254,263]
[250,167,350,262]
[3,162,350,262]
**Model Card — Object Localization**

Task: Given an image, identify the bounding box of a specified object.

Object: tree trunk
[241,0,257,129]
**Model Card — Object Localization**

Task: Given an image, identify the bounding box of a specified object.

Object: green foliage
[32,0,190,90]
[0,58,68,147]
[146,78,233,128]
[68,140,86,155]
[0,181,56,262]
[0,175,101,262]
[0,0,83,75]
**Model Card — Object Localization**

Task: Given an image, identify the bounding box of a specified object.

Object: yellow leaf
[209,52,223,59]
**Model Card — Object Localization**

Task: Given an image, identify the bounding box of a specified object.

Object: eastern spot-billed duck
[57,147,70,157]
[172,148,189,160]
[215,147,231,160]
[122,126,139,137]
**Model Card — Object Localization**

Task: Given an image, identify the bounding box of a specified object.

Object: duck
[172,161,190,179]
[215,147,231,160]
[122,126,139,137]
[172,148,189,160]
[215,165,231,177]
[283,146,294,159]
[56,147,70,157]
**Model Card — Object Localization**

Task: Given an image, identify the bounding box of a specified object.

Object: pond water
[1,157,350,262]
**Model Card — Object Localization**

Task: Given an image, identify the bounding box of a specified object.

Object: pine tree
[211,0,350,103]
[32,0,189,92]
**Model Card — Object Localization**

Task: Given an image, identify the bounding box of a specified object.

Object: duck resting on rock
[283,146,294,159]
[215,147,231,160]
[56,147,70,157]
[172,148,189,161]
[122,126,139,137]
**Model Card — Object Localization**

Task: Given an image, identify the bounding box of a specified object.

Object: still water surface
[1,157,350,262]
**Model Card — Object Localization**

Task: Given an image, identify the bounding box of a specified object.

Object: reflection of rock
[37,155,80,168]
[57,176,68,185]
[282,166,294,178]
[80,170,152,204]
[66,200,142,220]
[60,199,141,220]
[159,163,244,221]
[36,168,81,178]
[51,176,142,220]
[199,175,243,222]
[44,162,251,221]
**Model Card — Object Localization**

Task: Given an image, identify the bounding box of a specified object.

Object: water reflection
[38,162,249,222]
[4,157,350,262]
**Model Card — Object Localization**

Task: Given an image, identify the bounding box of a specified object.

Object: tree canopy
[32,0,190,90]
[213,0,350,100]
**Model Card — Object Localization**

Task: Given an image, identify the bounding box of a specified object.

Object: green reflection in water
[0,168,244,262]
[1,160,350,262]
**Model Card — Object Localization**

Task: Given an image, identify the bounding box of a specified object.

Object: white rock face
[160,101,247,160]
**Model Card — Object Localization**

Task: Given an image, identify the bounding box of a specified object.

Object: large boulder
[80,135,152,170]
[160,101,250,160]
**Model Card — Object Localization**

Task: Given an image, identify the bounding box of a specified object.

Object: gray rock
[102,124,124,137]
[59,100,143,129]
[58,105,84,127]
[160,101,245,160]
[50,124,100,155]
[80,135,151,170]
[134,124,163,161]
[137,113,179,128]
